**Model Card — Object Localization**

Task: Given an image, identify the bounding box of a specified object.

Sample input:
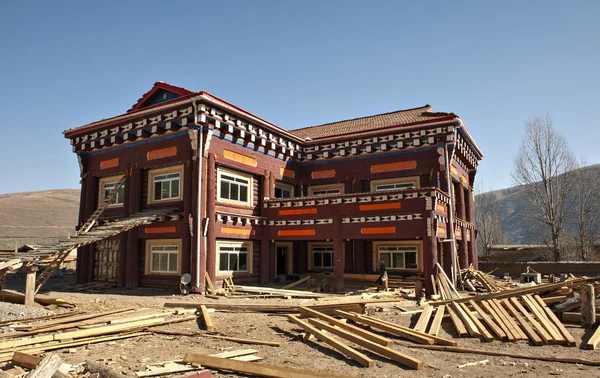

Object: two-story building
[63,82,482,294]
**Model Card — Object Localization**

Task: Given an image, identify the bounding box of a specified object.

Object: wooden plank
[531,295,576,346]
[205,275,215,295]
[308,318,422,370]
[183,353,356,378]
[435,263,461,298]
[561,312,600,323]
[479,300,515,341]
[542,295,568,304]
[521,295,564,343]
[500,299,543,345]
[235,285,329,298]
[583,325,600,350]
[427,305,445,336]
[166,301,365,315]
[53,317,165,341]
[459,303,493,341]
[413,305,434,333]
[450,303,479,337]
[509,297,552,344]
[580,284,596,328]
[446,306,468,337]
[281,276,311,290]
[16,308,136,331]
[333,310,434,345]
[199,305,215,332]
[287,315,374,368]
[135,361,198,377]
[24,268,37,307]
[12,351,42,369]
[489,299,526,341]
[210,349,257,358]
[25,353,62,378]
[298,307,392,347]
[469,301,506,340]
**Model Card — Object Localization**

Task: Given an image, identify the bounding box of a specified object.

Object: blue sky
[0,1,598,194]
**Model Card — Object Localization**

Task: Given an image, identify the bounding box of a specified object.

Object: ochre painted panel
[100,158,119,170]
[359,202,401,211]
[145,226,176,234]
[223,149,257,167]
[311,169,336,179]
[360,226,396,235]
[221,227,254,236]
[279,208,318,216]
[278,229,316,237]
[280,167,295,178]
[147,146,178,161]
[370,160,417,174]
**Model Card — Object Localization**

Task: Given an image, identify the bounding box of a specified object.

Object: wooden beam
[280,276,311,290]
[205,275,215,295]
[500,299,543,345]
[427,305,445,336]
[531,295,576,346]
[199,305,215,332]
[521,295,563,343]
[459,303,493,341]
[450,303,480,337]
[561,312,600,323]
[24,267,38,307]
[298,307,392,347]
[308,318,422,370]
[581,284,596,328]
[25,353,62,378]
[183,353,356,378]
[287,315,374,368]
[509,297,552,344]
[583,325,600,350]
[413,305,434,333]
[446,306,468,337]
[468,301,506,340]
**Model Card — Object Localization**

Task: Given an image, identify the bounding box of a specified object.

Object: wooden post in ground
[205,153,217,281]
[24,266,38,306]
[332,212,344,292]
[581,284,596,328]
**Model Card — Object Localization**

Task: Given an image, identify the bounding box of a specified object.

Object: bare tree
[474,184,506,259]
[571,161,600,260]
[512,113,577,261]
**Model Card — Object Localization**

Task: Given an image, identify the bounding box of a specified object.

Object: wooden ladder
[34,174,128,293]
[79,174,128,235]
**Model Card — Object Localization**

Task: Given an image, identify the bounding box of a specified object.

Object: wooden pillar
[297,241,308,274]
[78,174,97,284]
[268,171,275,198]
[125,167,141,289]
[344,241,353,273]
[581,284,596,328]
[353,240,365,274]
[24,266,37,306]
[467,187,478,269]
[259,173,271,284]
[458,185,468,269]
[425,213,438,296]
[269,241,276,281]
[206,153,217,280]
[117,233,127,288]
[332,212,344,292]
[181,162,193,276]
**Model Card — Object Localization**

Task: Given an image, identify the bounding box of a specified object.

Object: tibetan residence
[63,82,483,294]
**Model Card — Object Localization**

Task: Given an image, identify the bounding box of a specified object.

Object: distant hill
[0,189,79,239]
[477,164,600,244]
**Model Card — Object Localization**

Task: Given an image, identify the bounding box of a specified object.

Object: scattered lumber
[135,361,199,377]
[205,275,216,295]
[0,311,82,327]
[15,308,135,331]
[280,275,311,290]
[149,329,281,346]
[0,290,75,308]
[427,305,445,336]
[403,343,600,367]
[11,353,69,378]
[234,285,330,298]
[288,315,374,367]
[413,305,433,333]
[199,305,215,332]
[25,353,62,378]
[183,353,355,378]
[583,324,600,350]
[308,318,422,370]
[85,362,128,378]
[165,301,365,315]
[459,266,505,293]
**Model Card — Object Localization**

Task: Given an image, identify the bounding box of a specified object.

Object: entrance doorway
[94,239,119,282]
[274,242,293,276]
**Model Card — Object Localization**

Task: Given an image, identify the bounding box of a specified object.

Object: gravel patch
[0,302,51,333]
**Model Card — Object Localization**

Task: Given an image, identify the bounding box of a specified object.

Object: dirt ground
[4,275,600,378]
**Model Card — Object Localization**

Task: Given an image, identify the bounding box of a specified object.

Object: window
[311,245,334,268]
[98,175,125,207]
[274,182,294,199]
[148,166,184,203]
[376,244,418,270]
[218,169,253,206]
[146,239,181,275]
[308,183,344,197]
[370,176,420,193]
[217,241,252,273]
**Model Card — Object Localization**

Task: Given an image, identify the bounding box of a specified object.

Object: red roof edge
[127,82,194,113]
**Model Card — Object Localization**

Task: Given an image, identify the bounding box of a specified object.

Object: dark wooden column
[467,187,478,269]
[332,212,344,292]
[353,240,365,274]
[297,241,308,273]
[79,174,97,284]
[125,167,141,288]
[344,240,353,273]
[269,241,276,281]
[424,212,438,295]
[458,184,468,269]
[117,171,131,288]
[206,153,217,280]
[260,172,270,284]
[181,162,192,276]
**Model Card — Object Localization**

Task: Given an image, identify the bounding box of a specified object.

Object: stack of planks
[0,307,198,362]
[289,307,460,371]
[433,263,461,300]
[422,279,600,346]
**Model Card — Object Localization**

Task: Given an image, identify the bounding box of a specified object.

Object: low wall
[479,261,600,278]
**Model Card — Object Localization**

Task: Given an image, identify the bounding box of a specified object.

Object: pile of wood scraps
[459,266,506,293]
[0,307,199,363]
[1,351,73,378]
[64,281,117,292]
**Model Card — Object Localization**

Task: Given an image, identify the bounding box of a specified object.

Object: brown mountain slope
[0,189,79,238]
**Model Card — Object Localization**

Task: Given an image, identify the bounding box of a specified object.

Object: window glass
[152,171,181,201]
[149,244,179,273]
[218,244,250,272]
[312,246,334,268]
[219,171,251,205]
[378,245,418,269]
